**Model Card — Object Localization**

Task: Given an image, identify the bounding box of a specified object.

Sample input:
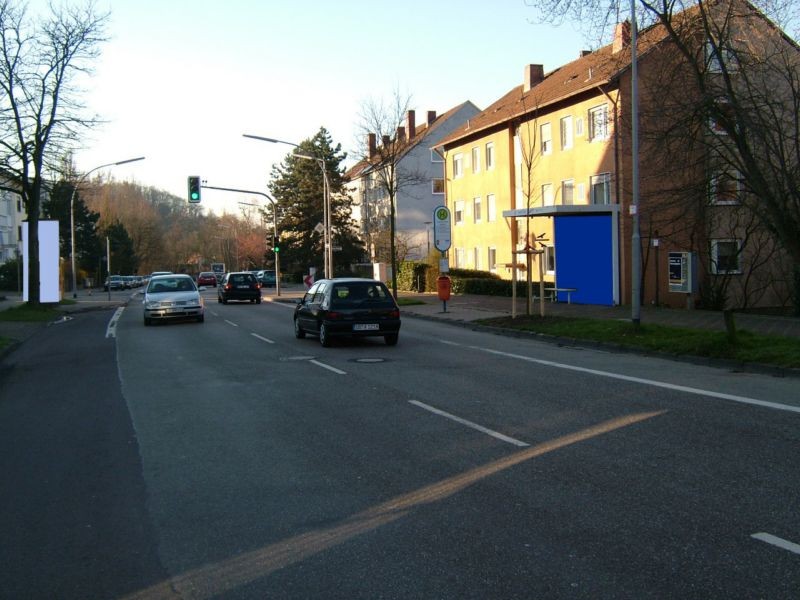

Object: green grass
[0,303,62,322]
[397,297,426,306]
[477,315,800,369]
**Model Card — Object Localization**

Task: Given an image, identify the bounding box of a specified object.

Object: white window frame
[430,149,443,163]
[589,105,609,141]
[590,173,611,205]
[710,170,741,205]
[488,247,497,272]
[542,182,554,206]
[454,200,465,225]
[453,153,463,178]
[561,179,575,205]
[473,247,481,270]
[710,239,742,274]
[544,245,555,275]
[471,147,480,173]
[487,194,496,222]
[485,142,495,170]
[455,247,465,269]
[473,196,482,223]
[560,116,573,150]
[432,178,445,195]
[577,182,586,204]
[706,41,739,74]
[540,122,552,155]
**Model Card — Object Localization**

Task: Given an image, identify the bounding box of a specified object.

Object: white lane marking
[106,307,124,338]
[409,400,530,447]
[751,532,800,555]
[251,333,275,344]
[266,300,297,310]
[224,320,239,327]
[310,359,346,375]
[468,346,800,415]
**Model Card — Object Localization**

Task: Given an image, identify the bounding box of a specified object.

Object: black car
[293,278,401,346]
[218,271,261,304]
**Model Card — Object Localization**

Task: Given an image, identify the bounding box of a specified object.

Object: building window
[711,239,742,274]
[544,245,555,274]
[561,179,574,205]
[473,196,482,223]
[431,150,443,163]
[488,247,497,272]
[473,247,481,270]
[577,182,586,203]
[487,194,496,222]
[709,100,735,135]
[589,104,609,141]
[542,183,554,206]
[455,247,465,268]
[575,117,584,138]
[432,178,444,195]
[711,170,741,205]
[471,147,480,173]
[540,122,552,155]
[706,41,739,74]
[453,153,463,178]
[485,142,495,170]
[454,200,464,225]
[560,116,573,150]
[590,173,611,204]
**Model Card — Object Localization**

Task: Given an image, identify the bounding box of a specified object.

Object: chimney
[580,50,592,57]
[367,133,376,159]
[523,64,545,92]
[396,126,406,142]
[427,110,437,126]
[406,109,416,138]
[613,20,631,54]
[382,134,391,147]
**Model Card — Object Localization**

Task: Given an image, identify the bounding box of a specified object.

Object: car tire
[294,318,305,339]
[385,333,398,346]
[197,315,204,323]
[217,295,222,303]
[319,322,331,347]
[222,297,227,304]
[144,316,150,326]
[256,297,262,304]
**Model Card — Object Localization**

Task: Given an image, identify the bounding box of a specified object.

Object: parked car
[197,271,217,287]
[143,274,204,325]
[293,278,401,347]
[256,269,276,286]
[104,275,125,291]
[218,271,261,304]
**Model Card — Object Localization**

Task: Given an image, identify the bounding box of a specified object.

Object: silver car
[143,274,205,325]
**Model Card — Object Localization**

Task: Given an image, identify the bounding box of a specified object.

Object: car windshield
[330,282,390,307]
[148,278,195,293]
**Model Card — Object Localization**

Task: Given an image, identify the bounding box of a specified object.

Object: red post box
[437,275,451,302]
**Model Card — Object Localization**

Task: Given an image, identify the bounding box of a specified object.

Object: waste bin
[437,275,451,302]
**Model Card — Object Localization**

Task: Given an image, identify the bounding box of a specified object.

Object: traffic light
[187,176,201,203]
[272,245,280,253]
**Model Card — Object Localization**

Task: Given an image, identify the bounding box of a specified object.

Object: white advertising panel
[22,220,61,302]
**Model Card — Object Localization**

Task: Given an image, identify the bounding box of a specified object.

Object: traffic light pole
[201,184,281,296]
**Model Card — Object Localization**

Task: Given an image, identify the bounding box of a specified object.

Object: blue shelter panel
[554,215,614,305]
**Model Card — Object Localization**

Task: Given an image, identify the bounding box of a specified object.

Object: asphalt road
[1,290,799,599]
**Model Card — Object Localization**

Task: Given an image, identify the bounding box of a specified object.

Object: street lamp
[243,134,332,279]
[70,156,145,298]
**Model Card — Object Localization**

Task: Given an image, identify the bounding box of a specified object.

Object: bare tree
[354,90,427,297]
[530,0,800,311]
[0,1,108,305]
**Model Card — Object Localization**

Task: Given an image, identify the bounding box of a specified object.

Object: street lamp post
[243,134,332,279]
[70,156,145,298]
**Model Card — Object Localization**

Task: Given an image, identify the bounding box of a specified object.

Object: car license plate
[236,285,249,289]
[353,323,379,331]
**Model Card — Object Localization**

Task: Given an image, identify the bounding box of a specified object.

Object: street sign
[433,205,451,252]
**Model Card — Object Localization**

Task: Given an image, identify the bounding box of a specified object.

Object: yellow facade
[443,90,620,282]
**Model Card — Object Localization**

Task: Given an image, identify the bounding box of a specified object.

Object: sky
[29,0,589,216]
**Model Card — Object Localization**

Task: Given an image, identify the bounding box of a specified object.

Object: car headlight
[145,300,167,309]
